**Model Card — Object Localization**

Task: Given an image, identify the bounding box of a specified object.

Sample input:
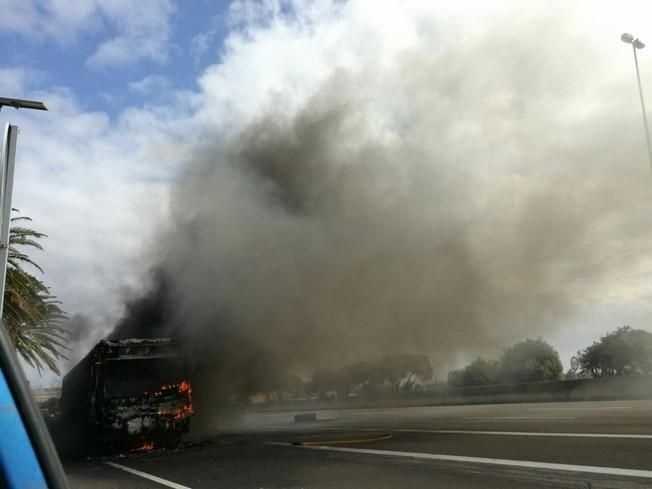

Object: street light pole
[0,98,47,317]
[621,33,652,173]
[0,124,17,317]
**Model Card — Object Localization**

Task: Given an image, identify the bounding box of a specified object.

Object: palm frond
[2,211,67,375]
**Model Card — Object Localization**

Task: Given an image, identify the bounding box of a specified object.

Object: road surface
[65,400,652,488]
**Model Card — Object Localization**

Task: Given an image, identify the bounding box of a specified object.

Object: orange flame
[178,380,191,394]
[144,380,194,421]
[134,441,154,452]
[174,380,194,421]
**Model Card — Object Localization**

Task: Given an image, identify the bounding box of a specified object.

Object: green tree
[498,338,562,384]
[3,214,67,374]
[448,357,500,387]
[578,326,652,377]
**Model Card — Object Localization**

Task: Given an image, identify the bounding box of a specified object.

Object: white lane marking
[105,462,192,489]
[388,429,652,439]
[528,407,632,411]
[270,442,652,480]
[464,416,576,420]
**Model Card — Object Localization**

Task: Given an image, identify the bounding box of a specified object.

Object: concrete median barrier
[294,412,318,422]
[250,374,652,412]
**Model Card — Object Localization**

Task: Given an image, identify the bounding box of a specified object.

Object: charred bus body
[59,338,193,455]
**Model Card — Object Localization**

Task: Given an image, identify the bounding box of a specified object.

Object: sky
[4,0,652,386]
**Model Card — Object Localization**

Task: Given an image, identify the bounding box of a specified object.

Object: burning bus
[59,338,193,455]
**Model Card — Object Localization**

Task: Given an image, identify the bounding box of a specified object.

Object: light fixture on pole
[0,97,47,112]
[0,97,48,316]
[621,33,652,172]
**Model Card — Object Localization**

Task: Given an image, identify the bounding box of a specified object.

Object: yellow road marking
[296,433,393,446]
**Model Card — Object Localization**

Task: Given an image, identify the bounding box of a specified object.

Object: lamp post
[621,33,652,173]
[0,97,48,316]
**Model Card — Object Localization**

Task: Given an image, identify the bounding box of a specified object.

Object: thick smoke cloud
[111,1,652,408]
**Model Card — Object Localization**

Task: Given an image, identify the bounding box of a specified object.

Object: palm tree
[3,212,67,374]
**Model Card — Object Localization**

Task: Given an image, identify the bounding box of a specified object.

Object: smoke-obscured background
[5,1,652,387]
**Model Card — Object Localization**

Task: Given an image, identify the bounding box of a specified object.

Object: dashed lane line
[295,434,392,446]
[105,462,192,489]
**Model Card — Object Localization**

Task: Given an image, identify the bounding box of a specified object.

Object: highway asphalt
[64,400,652,488]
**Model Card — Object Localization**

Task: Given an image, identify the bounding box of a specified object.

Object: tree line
[448,326,652,387]
[447,338,562,387]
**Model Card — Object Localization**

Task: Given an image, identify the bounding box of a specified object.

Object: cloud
[0,0,99,43]
[0,68,36,96]
[86,1,174,68]
[190,24,223,65]
[0,0,174,68]
[128,75,171,94]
